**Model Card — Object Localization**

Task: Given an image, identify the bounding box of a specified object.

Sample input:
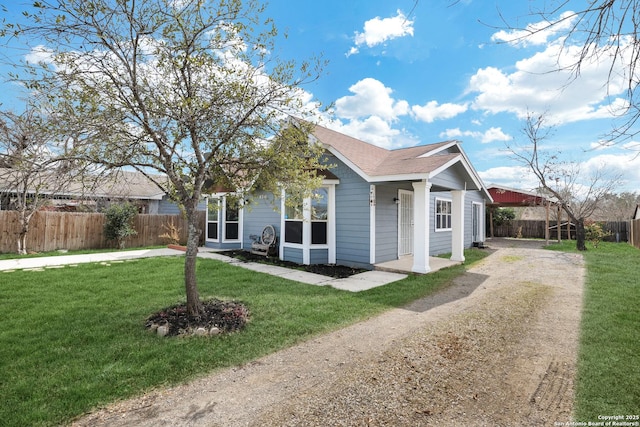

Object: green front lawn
[0,246,164,260]
[0,249,488,427]
[547,241,640,421]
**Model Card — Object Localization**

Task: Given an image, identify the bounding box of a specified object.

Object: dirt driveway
[73,238,585,426]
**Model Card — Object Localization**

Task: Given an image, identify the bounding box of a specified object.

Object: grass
[0,248,488,427]
[0,245,165,260]
[546,241,640,421]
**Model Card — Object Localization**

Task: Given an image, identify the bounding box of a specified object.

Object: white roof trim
[368,173,430,182]
[417,140,459,158]
[325,141,492,202]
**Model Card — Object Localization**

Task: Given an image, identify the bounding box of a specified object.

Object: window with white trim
[435,198,452,231]
[311,188,328,244]
[206,198,220,241]
[207,196,241,242]
[284,192,304,244]
[224,200,240,240]
[283,187,330,246]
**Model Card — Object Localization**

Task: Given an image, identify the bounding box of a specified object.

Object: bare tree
[502,1,640,143]
[509,112,622,250]
[0,103,87,254]
[8,0,326,317]
[597,191,640,220]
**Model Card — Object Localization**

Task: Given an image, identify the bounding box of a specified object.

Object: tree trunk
[575,218,587,251]
[184,207,203,318]
[17,231,27,255]
[17,214,29,255]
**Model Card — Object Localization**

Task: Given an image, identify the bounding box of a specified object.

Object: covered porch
[375,255,462,274]
[408,181,468,274]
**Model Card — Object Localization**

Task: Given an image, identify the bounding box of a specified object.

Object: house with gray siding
[0,168,201,214]
[204,124,492,273]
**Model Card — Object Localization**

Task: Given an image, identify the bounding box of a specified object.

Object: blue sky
[265,0,640,193]
[2,0,639,193]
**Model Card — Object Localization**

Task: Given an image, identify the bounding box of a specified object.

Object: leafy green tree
[103,202,138,249]
[7,0,326,317]
[492,207,515,226]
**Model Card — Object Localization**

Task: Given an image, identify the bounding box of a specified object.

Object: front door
[398,190,414,256]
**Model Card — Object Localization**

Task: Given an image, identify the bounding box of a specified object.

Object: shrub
[493,207,516,226]
[103,202,138,249]
[584,221,609,248]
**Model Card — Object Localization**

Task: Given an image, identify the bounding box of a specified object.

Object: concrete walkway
[0,248,408,292]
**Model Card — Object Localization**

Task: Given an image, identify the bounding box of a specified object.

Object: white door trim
[398,189,414,257]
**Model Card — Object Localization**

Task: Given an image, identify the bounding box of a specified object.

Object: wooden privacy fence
[0,211,205,253]
[491,220,630,242]
[630,219,640,249]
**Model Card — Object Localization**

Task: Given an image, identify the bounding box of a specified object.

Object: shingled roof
[311,124,465,181]
[0,168,166,200]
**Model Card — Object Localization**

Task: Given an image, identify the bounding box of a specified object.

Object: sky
[2,0,640,194]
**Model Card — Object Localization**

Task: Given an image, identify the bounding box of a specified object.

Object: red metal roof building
[487,185,549,207]
[486,184,563,241]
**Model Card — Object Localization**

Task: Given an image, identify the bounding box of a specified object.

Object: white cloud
[622,141,640,151]
[478,165,541,191]
[347,10,414,56]
[491,11,577,48]
[440,128,471,140]
[411,101,468,123]
[335,78,409,121]
[478,150,640,194]
[440,127,511,143]
[467,37,632,125]
[326,116,417,149]
[25,45,55,66]
[482,127,512,143]
[581,152,640,184]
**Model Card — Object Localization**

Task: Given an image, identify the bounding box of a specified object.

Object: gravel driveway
[72,238,585,426]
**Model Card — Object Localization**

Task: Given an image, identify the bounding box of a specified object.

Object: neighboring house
[205,124,492,273]
[0,168,197,214]
[634,204,640,220]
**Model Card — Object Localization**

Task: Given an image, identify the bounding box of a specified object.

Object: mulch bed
[146,299,250,337]
[146,251,364,337]
[221,250,366,279]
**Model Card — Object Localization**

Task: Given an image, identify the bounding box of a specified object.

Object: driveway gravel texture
[72,238,585,427]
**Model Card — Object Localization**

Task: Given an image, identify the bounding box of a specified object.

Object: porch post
[279,189,286,261]
[302,197,311,265]
[328,185,336,264]
[412,180,432,274]
[369,185,376,265]
[451,190,466,262]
